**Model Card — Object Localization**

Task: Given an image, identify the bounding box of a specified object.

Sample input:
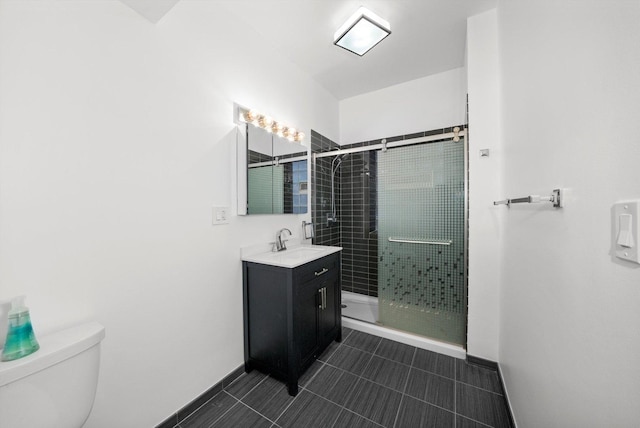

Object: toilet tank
[0,322,105,428]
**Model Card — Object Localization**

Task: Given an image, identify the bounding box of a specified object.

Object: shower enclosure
[311,128,467,347]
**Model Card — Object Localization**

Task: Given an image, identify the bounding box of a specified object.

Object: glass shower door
[377,141,466,345]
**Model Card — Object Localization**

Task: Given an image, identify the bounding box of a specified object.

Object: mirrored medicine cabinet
[237,110,308,215]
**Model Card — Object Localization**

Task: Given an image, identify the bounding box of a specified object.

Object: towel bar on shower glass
[388,237,453,246]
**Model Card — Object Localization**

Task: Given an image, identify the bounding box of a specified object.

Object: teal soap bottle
[1,296,40,362]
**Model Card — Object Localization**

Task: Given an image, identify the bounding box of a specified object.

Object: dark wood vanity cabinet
[242,252,341,396]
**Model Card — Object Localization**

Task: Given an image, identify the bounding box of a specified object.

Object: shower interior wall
[312,130,379,297]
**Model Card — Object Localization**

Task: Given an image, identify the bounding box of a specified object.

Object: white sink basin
[242,245,342,268]
[277,246,325,258]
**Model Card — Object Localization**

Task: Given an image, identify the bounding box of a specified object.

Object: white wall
[0,1,338,426]
[497,1,640,426]
[466,9,501,361]
[339,68,466,145]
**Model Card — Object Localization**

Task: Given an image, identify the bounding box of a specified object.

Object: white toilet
[0,322,105,428]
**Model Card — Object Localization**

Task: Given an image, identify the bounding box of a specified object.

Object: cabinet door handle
[318,287,326,310]
[315,268,329,277]
[322,287,326,310]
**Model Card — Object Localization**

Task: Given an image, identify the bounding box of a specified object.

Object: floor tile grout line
[456,414,497,428]
[197,391,242,428]
[340,340,458,380]
[454,355,458,427]
[176,389,236,428]
[370,335,383,355]
[299,360,327,389]
[324,341,456,397]
[174,389,224,426]
[388,394,402,428]
[391,347,417,428]
[317,328,350,364]
[307,356,409,425]
[231,372,271,402]
[406,347,418,393]
[455,380,504,396]
[342,334,382,356]
[301,386,385,428]
[410,359,460,382]
[328,407,346,428]
[455,357,458,381]
[262,381,305,426]
[396,388,459,415]
[237,396,286,427]
[321,355,410,394]
[231,399,281,427]
[224,370,268,398]
[454,369,457,428]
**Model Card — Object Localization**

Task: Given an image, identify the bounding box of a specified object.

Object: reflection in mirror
[246,124,308,214]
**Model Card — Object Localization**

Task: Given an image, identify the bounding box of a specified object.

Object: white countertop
[241,244,342,268]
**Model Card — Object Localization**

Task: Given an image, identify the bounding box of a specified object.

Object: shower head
[331,153,349,173]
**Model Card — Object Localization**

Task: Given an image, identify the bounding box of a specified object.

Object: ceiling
[120,0,497,100]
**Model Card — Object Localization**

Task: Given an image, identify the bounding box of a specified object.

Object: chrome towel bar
[494,188,563,208]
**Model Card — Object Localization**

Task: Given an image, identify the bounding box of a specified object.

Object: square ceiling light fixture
[334,7,391,56]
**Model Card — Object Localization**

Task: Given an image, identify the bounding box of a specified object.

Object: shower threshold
[340,290,466,359]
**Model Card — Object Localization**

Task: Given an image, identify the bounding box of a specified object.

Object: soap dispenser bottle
[1,296,40,361]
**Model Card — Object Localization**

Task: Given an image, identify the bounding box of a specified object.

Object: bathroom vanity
[241,245,342,396]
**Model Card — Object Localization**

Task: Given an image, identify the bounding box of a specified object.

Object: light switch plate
[212,206,230,225]
[613,200,640,264]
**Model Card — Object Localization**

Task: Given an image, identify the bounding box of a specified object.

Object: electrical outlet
[212,206,230,225]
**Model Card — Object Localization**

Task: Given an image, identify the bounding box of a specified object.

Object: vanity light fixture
[237,106,305,143]
[334,7,391,56]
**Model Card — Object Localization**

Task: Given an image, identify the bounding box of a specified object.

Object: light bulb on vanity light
[258,115,273,129]
[294,131,305,142]
[243,109,257,124]
[271,121,283,135]
[286,128,297,141]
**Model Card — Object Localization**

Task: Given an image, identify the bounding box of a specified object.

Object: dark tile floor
[175,329,512,428]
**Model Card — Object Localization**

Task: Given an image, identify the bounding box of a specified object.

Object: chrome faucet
[275,228,292,252]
